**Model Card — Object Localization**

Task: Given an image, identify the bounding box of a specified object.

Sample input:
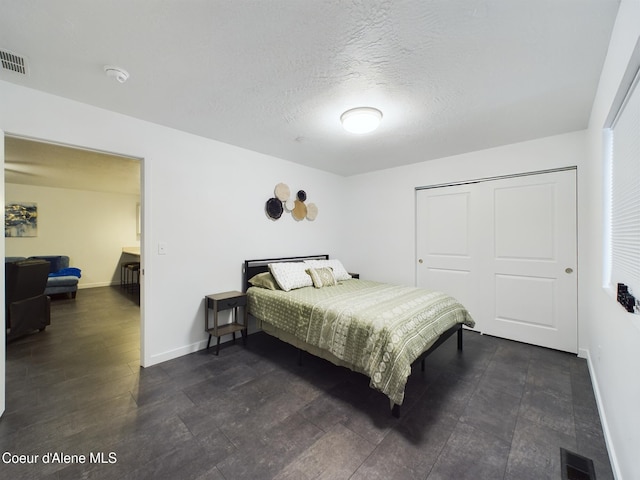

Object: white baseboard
[143,339,208,368]
[583,348,622,480]
[142,330,252,368]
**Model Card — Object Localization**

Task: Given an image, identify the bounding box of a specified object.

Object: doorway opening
[3,133,144,364]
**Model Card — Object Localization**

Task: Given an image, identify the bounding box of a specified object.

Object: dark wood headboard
[243,254,329,292]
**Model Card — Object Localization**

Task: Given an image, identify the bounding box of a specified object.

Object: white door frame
[1,130,5,416]
[1,132,148,417]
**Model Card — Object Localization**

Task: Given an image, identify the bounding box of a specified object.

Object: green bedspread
[248,279,475,406]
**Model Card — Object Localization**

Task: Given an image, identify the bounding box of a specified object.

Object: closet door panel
[486,171,577,352]
[416,185,483,328]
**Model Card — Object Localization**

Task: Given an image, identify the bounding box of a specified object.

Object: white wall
[340,2,640,477]
[581,1,640,479]
[344,130,587,286]
[5,183,140,287]
[0,81,348,368]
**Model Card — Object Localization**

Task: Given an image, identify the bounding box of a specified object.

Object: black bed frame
[243,254,464,418]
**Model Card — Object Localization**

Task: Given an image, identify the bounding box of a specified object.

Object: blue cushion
[49,267,81,278]
[46,275,79,287]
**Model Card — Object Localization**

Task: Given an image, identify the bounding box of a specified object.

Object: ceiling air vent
[0,49,27,75]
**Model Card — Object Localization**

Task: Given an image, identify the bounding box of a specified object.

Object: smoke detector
[104,65,129,83]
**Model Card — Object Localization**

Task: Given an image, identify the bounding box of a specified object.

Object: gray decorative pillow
[306,267,337,288]
[304,259,352,281]
[248,272,281,290]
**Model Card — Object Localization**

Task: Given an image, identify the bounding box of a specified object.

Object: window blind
[610,68,640,302]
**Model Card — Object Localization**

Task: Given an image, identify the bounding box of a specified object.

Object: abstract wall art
[5,201,38,237]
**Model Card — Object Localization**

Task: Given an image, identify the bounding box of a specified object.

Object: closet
[416,168,577,353]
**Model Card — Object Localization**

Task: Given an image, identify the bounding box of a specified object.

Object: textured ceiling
[0,0,620,178]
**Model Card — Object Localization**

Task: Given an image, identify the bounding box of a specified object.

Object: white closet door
[415,184,484,324]
[416,169,577,353]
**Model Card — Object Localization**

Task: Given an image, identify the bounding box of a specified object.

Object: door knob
[565,267,573,274]
[418,259,424,264]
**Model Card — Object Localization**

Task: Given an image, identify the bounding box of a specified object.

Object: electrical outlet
[158,242,167,255]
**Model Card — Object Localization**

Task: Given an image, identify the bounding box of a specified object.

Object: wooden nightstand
[204,291,248,355]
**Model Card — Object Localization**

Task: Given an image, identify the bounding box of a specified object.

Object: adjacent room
[1,1,638,479]
[4,136,141,295]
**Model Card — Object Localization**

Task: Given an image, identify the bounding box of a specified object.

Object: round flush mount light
[340,107,383,134]
[104,65,130,83]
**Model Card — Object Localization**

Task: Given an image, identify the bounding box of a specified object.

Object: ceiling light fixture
[104,65,129,84]
[340,107,383,134]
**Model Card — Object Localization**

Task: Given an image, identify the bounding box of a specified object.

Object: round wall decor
[275,183,291,201]
[306,203,318,221]
[292,199,307,221]
[284,199,295,211]
[265,197,284,219]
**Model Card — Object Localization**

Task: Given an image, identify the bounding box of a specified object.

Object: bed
[243,255,475,417]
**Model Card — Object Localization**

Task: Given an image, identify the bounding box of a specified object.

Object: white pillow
[304,259,352,281]
[268,262,313,291]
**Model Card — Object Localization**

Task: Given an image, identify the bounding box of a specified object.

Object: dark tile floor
[1,286,613,479]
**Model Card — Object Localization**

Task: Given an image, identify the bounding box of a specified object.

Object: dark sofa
[5,255,81,298]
